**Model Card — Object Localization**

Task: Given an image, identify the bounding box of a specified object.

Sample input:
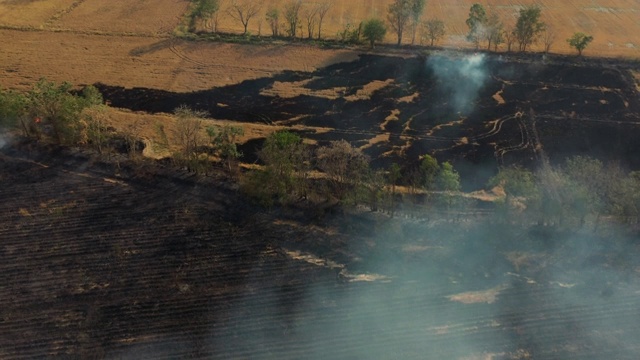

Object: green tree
[488,166,537,198]
[513,5,545,52]
[419,154,439,190]
[488,166,538,216]
[190,0,220,32]
[283,0,303,38]
[484,12,503,51]
[0,89,28,132]
[387,0,412,45]
[362,18,387,48]
[422,19,445,46]
[257,130,310,201]
[209,125,244,174]
[27,79,102,144]
[436,161,460,192]
[465,3,487,49]
[567,32,593,56]
[436,161,460,210]
[409,0,426,45]
[227,0,262,35]
[265,6,280,36]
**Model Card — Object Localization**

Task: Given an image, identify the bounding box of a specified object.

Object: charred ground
[96,52,640,189]
[1,142,640,359]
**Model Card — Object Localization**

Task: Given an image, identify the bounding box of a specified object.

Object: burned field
[97,52,640,188]
[2,144,640,359]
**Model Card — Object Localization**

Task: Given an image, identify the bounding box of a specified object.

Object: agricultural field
[1,0,640,359]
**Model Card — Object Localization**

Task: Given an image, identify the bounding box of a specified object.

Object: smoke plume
[427,53,489,114]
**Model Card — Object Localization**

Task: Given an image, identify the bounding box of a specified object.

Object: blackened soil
[2,145,640,359]
[96,53,640,189]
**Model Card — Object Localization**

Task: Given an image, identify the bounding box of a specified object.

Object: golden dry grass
[53,0,190,35]
[0,0,76,27]
[0,29,358,91]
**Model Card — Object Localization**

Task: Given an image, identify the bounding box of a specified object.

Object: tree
[283,0,303,38]
[436,161,460,192]
[0,88,28,133]
[265,6,280,36]
[211,0,226,33]
[227,0,262,35]
[513,5,545,52]
[542,28,556,53]
[422,19,445,46]
[567,32,593,56]
[436,161,460,210]
[419,154,439,190]
[173,105,207,172]
[488,166,538,215]
[484,12,503,51]
[362,18,387,48]
[258,130,310,200]
[27,79,102,144]
[209,125,244,174]
[409,0,426,45]
[316,140,369,201]
[466,4,487,49]
[387,0,412,45]
[302,4,318,39]
[504,27,516,52]
[488,166,537,198]
[190,0,220,32]
[82,105,112,155]
[316,2,331,39]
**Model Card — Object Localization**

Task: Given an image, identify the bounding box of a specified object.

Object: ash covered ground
[1,144,640,359]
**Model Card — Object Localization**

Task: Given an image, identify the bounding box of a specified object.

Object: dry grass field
[0,0,637,95]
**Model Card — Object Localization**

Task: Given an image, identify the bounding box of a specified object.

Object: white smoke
[0,134,7,149]
[427,53,489,114]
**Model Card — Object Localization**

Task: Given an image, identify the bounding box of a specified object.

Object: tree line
[3,80,636,228]
[184,1,594,55]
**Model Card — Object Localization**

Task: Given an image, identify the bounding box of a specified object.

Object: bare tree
[504,27,516,52]
[227,0,262,35]
[316,2,331,39]
[542,28,556,53]
[316,140,369,201]
[173,106,207,172]
[302,4,319,39]
[283,0,303,38]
